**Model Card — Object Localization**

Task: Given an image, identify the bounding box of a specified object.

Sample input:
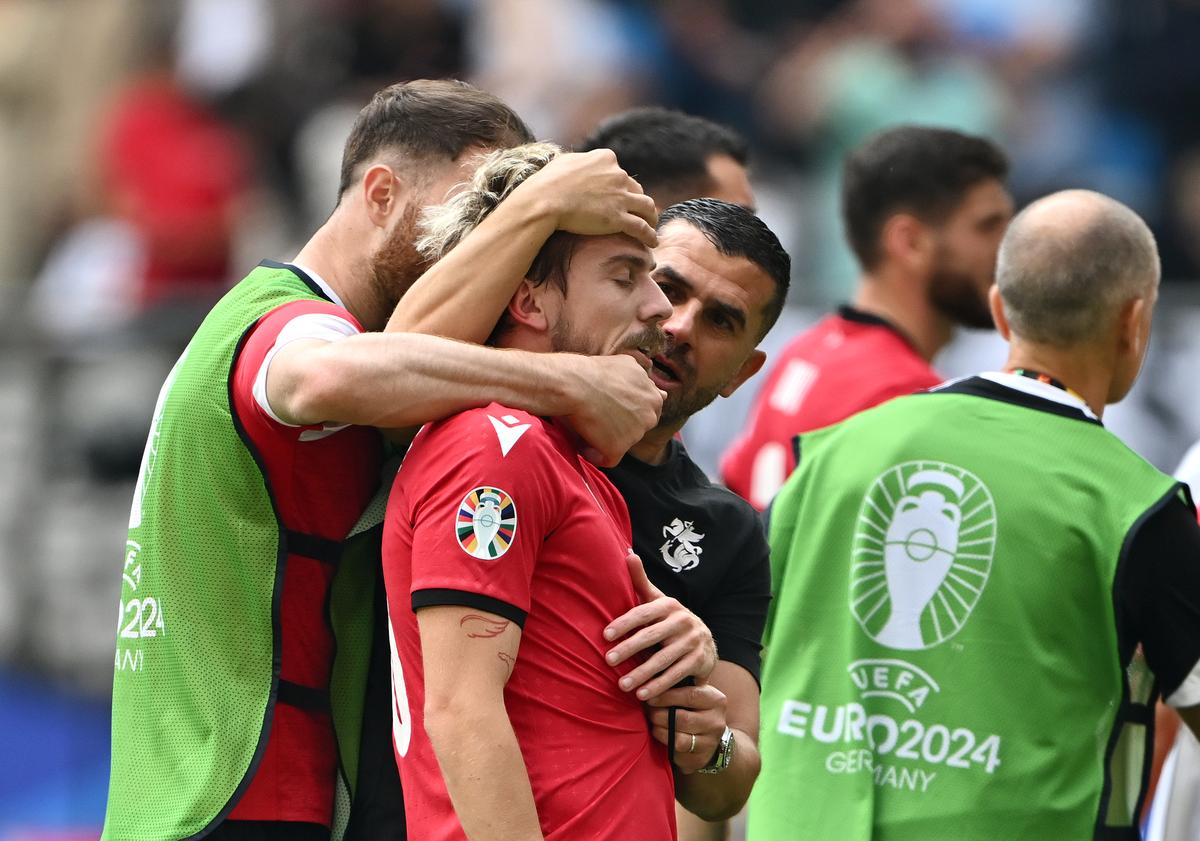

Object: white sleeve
[252,312,360,428]
[1168,440,1200,708]
[1176,441,1200,495]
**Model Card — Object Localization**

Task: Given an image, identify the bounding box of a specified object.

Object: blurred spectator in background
[579,106,754,210]
[98,50,250,310]
[722,126,1011,508]
[757,0,1006,300]
[1102,0,1200,282]
[29,1,252,341]
[466,0,651,142]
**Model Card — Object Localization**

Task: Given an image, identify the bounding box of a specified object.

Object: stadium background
[1,0,1198,837]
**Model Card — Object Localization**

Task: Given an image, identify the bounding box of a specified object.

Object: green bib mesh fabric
[750,390,1181,841]
[104,266,340,840]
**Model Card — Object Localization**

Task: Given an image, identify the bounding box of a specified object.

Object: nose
[642,276,673,325]
[662,299,699,346]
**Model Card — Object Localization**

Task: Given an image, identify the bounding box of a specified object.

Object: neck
[853,270,953,361]
[628,420,684,466]
[293,215,388,331]
[1002,344,1110,419]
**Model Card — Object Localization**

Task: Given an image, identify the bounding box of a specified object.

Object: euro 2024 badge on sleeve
[851,462,997,651]
[457,487,517,560]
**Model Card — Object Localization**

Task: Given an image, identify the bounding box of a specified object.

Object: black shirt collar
[836,304,921,353]
[613,438,687,477]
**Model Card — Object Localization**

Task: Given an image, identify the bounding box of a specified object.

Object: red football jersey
[383,404,676,841]
[227,298,383,826]
[721,306,941,509]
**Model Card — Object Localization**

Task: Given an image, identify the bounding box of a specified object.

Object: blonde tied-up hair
[417,141,563,262]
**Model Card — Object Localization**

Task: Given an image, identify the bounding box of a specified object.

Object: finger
[621,214,658,248]
[645,684,723,710]
[604,599,674,642]
[626,552,666,604]
[608,619,683,669]
[648,706,720,731]
[619,643,693,697]
[628,191,658,225]
[630,650,708,700]
[582,445,621,468]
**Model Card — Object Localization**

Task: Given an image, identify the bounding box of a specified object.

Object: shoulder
[410,404,558,467]
[674,446,766,537]
[253,298,363,337]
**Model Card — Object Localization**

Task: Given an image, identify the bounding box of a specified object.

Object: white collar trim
[978,371,1099,420]
[292,262,344,310]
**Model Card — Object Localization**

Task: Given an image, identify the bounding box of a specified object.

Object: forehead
[947,178,1014,223]
[568,232,654,271]
[654,220,776,316]
[705,154,755,210]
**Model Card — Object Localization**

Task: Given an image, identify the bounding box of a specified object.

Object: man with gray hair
[751,189,1200,839]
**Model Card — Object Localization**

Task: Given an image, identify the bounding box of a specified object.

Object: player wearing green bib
[752,190,1200,840]
[102,81,672,841]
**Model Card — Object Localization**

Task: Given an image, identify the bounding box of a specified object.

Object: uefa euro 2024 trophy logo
[850,462,996,650]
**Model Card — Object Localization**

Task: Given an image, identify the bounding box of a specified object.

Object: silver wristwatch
[697,726,735,774]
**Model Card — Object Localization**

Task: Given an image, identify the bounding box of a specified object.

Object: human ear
[881,214,933,271]
[504,280,552,333]
[361,164,401,227]
[988,286,1012,341]
[1119,296,1150,357]
[719,349,767,398]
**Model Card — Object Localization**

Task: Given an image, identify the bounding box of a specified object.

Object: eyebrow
[601,252,655,274]
[655,265,748,332]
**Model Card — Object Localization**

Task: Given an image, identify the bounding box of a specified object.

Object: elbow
[423,694,495,752]
[686,794,747,823]
[283,361,352,427]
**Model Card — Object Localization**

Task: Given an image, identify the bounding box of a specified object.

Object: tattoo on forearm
[460,614,510,639]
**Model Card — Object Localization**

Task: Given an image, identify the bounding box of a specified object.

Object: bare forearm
[386,192,554,342]
[290,333,581,428]
[426,708,544,841]
[674,727,760,821]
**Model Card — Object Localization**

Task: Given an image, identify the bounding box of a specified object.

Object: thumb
[626,551,663,603]
[580,446,607,466]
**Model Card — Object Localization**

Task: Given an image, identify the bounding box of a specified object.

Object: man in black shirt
[600,198,791,831]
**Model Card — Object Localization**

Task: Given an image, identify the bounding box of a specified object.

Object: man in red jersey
[721,126,1013,509]
[383,142,681,841]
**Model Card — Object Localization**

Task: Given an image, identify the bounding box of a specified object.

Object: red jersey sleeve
[397,408,562,625]
[231,298,365,434]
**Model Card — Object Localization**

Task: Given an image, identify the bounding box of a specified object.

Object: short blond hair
[417,141,563,262]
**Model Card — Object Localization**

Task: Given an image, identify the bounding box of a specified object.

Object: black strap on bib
[277,679,331,713]
[285,530,342,565]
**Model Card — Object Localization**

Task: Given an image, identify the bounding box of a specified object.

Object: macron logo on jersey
[488,414,531,457]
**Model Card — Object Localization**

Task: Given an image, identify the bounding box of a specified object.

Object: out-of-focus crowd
[7,0,1200,337]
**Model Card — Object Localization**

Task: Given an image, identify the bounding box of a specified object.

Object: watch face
[699,727,734,774]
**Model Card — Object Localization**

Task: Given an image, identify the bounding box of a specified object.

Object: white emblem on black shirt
[660,518,705,572]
